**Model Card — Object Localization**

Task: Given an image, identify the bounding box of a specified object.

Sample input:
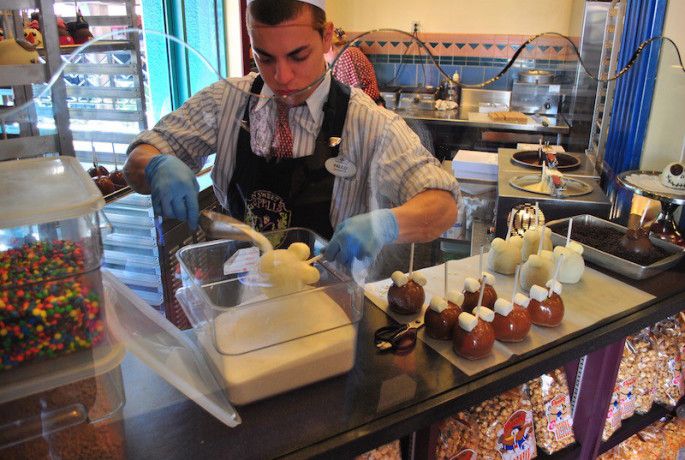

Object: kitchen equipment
[0,156,108,370]
[495,170,610,238]
[176,227,364,405]
[518,69,553,84]
[511,70,560,116]
[509,173,594,198]
[546,215,685,280]
[512,150,581,170]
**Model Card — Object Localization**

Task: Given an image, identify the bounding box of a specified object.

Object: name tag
[325,157,356,178]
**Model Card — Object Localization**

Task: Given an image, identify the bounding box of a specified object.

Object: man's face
[248,7,332,106]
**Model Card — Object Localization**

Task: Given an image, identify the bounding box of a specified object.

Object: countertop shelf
[115,259,685,459]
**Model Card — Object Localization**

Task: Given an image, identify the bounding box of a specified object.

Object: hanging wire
[337,29,685,89]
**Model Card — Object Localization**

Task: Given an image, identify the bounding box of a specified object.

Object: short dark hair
[248,0,326,37]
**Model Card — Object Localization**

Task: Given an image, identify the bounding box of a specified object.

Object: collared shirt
[331,46,381,102]
[129,72,460,228]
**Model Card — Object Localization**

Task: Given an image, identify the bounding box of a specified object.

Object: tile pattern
[346,32,581,89]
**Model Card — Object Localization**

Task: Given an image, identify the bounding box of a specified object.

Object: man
[124,0,459,267]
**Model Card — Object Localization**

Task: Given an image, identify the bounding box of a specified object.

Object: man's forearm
[123,144,162,194]
[391,189,458,243]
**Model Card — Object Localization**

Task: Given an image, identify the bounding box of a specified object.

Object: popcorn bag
[601,384,622,442]
[616,342,637,420]
[630,329,658,415]
[652,317,684,408]
[473,386,537,460]
[527,367,576,454]
[433,411,479,460]
[356,440,402,460]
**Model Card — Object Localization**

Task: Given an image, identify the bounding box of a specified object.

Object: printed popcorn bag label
[545,394,573,442]
[619,376,637,419]
[496,409,537,460]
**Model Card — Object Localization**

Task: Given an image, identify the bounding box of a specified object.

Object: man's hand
[145,154,200,230]
[324,209,398,266]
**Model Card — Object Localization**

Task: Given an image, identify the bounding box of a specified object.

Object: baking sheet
[364,255,655,376]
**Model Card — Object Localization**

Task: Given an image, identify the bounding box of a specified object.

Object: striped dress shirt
[129,73,460,228]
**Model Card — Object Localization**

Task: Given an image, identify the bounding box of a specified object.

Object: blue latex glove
[145,154,200,230]
[324,209,399,266]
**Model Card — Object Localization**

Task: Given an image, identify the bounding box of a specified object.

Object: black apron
[226,76,350,240]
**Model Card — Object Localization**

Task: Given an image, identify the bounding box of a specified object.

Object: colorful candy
[0,240,103,370]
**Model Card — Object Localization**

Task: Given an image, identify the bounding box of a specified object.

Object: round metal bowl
[509,174,593,198]
[511,150,581,170]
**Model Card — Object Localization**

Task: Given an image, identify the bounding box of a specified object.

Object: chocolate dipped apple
[425,296,461,340]
[492,297,532,342]
[388,271,426,315]
[461,273,497,313]
[527,282,564,327]
[453,307,495,360]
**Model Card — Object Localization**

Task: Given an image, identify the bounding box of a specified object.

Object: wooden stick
[478,245,484,276]
[512,264,520,304]
[409,243,415,276]
[306,254,323,265]
[537,224,545,255]
[476,274,486,308]
[549,254,564,298]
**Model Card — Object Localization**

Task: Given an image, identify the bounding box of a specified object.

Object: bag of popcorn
[527,367,575,454]
[601,383,622,442]
[356,440,402,460]
[473,386,537,460]
[434,411,479,460]
[630,329,658,415]
[652,318,684,408]
[616,341,637,420]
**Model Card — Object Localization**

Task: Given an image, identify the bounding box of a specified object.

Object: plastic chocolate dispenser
[492,265,532,342]
[453,276,496,359]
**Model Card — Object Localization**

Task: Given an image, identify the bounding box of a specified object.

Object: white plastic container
[176,228,364,405]
[0,157,107,370]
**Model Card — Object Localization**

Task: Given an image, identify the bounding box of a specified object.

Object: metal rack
[587,0,626,171]
[0,0,73,159]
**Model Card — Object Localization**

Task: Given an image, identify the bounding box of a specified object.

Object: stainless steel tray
[509,174,594,197]
[546,214,685,280]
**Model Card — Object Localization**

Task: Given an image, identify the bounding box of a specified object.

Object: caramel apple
[88,165,109,178]
[461,273,497,313]
[109,170,127,188]
[94,176,116,195]
[553,241,585,284]
[519,251,554,292]
[425,296,461,340]
[619,227,653,257]
[388,271,426,315]
[527,283,564,327]
[453,308,495,360]
[492,297,532,342]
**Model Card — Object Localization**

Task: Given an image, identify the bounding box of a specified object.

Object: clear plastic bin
[0,157,107,370]
[176,228,364,405]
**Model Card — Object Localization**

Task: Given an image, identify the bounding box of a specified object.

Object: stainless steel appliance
[511,75,561,116]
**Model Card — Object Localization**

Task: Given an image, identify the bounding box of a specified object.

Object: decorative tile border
[348,32,579,62]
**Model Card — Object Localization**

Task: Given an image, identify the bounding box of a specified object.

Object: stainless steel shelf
[0,64,48,86]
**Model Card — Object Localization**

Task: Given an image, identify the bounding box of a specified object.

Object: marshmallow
[464,277,480,293]
[482,272,496,286]
[446,290,465,306]
[494,298,514,316]
[391,271,408,287]
[411,272,428,286]
[567,241,584,255]
[458,312,478,332]
[288,242,310,261]
[430,296,449,313]
[473,306,495,322]
[513,293,531,308]
[529,285,549,302]
[546,279,563,295]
